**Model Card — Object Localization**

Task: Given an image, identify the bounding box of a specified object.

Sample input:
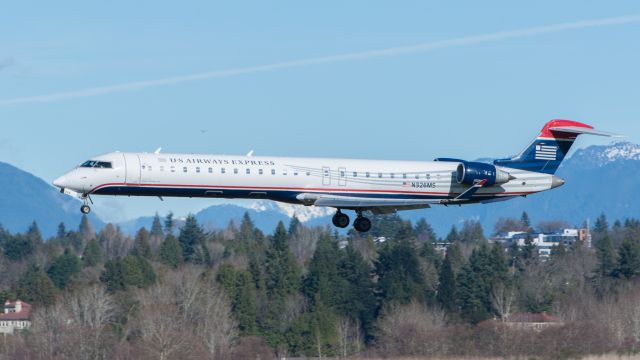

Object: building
[0,300,32,335]
[492,228,591,259]
[504,312,563,331]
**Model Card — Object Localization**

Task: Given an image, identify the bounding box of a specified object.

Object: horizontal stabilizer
[549,126,623,138]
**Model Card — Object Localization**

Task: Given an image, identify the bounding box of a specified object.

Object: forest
[1,210,640,359]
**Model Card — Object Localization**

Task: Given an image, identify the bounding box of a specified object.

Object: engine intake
[456,162,512,186]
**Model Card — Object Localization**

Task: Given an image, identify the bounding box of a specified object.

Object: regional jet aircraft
[53,120,618,232]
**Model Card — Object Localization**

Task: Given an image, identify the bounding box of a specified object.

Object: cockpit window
[80,160,112,169]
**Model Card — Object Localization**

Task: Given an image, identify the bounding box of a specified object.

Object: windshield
[80,160,112,169]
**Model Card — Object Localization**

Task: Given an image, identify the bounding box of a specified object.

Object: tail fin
[494,119,620,174]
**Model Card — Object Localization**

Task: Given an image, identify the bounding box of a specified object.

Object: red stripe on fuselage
[90,182,535,196]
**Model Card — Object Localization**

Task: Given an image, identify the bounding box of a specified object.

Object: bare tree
[491,281,516,321]
[67,285,116,360]
[337,317,363,358]
[198,286,238,359]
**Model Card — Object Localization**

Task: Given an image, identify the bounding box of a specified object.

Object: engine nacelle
[456,162,512,186]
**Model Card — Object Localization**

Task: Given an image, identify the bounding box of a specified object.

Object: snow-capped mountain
[570,141,640,168]
[247,200,335,222]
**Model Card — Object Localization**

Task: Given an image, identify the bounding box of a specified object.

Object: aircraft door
[322,167,331,186]
[123,153,141,184]
[338,167,347,186]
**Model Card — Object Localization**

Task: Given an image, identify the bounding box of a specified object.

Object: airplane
[53,119,619,233]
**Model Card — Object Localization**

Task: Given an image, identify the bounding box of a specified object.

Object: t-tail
[494,119,620,174]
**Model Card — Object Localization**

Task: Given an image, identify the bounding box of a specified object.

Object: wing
[296,193,439,214]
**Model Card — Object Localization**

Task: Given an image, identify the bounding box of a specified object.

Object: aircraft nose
[551,175,565,189]
[53,175,67,189]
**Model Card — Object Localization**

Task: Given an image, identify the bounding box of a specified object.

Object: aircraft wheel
[354,216,372,233]
[332,211,350,228]
[80,205,91,214]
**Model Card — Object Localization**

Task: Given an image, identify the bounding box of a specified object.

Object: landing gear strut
[80,194,92,215]
[332,210,350,228]
[353,212,372,233]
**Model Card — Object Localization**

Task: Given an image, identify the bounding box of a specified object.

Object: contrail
[1,14,639,107]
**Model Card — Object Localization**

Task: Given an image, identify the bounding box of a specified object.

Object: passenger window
[340,171,345,177]
[208,168,213,173]
[294,171,298,176]
[183,167,188,173]
[390,173,394,179]
[426,174,431,180]
[259,169,263,175]
[246,168,250,175]
[271,169,276,175]
[283,170,288,176]
[234,168,238,174]
[378,173,382,178]
[196,167,201,173]
[416,174,420,179]
[171,166,175,173]
[403,173,407,179]
[366,172,370,178]
[221,168,226,174]
[353,172,357,177]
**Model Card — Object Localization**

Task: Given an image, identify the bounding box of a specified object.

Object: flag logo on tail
[535,145,557,160]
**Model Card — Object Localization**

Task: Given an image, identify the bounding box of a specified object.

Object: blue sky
[1,1,639,222]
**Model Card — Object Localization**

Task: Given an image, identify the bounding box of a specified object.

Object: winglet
[246,150,254,157]
[154,147,162,154]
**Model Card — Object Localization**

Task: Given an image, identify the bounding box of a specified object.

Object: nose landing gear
[80,194,93,214]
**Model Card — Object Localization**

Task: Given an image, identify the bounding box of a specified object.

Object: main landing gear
[332,210,372,233]
[80,194,92,214]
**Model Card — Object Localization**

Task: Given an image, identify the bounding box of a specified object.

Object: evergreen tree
[288,216,302,237]
[303,234,342,308]
[420,240,442,270]
[414,218,438,243]
[47,249,82,289]
[594,213,609,234]
[595,235,616,278]
[521,211,531,228]
[150,213,164,238]
[101,258,126,292]
[3,233,36,261]
[261,222,300,348]
[159,234,183,268]
[446,242,465,274]
[131,227,152,259]
[455,263,487,324]
[437,252,456,312]
[234,271,258,335]
[26,221,43,245]
[336,245,377,341]
[56,222,67,239]
[376,239,428,305]
[164,212,175,235]
[82,238,103,267]
[616,236,640,279]
[79,214,95,243]
[459,219,486,244]
[178,215,210,264]
[15,265,57,306]
[445,225,459,243]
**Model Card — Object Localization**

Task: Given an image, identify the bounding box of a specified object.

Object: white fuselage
[54,152,556,206]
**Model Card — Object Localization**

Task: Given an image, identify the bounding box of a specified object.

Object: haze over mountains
[1,142,637,238]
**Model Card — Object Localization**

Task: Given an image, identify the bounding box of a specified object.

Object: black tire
[332,212,350,228]
[354,217,372,232]
[81,205,91,214]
